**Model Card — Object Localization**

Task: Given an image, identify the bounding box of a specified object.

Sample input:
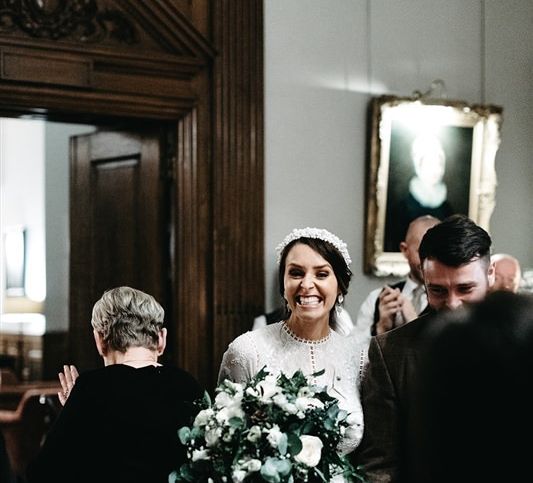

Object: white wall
[0,119,46,305]
[264,0,533,317]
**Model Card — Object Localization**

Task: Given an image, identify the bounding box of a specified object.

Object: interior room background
[264,0,533,317]
[1,0,532,383]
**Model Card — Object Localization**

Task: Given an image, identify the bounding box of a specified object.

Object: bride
[218,227,365,458]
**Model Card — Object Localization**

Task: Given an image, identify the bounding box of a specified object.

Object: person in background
[219,227,365,456]
[409,291,533,482]
[354,215,439,345]
[490,252,522,293]
[353,214,494,482]
[26,286,203,483]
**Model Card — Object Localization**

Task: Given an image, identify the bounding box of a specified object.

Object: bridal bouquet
[170,367,363,483]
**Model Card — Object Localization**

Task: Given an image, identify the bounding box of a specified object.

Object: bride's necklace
[283,322,331,345]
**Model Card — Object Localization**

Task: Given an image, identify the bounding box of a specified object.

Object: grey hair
[91,286,165,352]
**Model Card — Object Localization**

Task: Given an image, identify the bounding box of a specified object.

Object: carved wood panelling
[0,0,264,391]
[211,0,265,384]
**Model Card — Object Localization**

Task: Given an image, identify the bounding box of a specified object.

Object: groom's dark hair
[419,214,492,267]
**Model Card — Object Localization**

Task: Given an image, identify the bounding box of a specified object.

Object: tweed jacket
[353,312,435,482]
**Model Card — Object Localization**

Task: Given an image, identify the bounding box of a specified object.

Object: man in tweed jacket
[353,214,495,482]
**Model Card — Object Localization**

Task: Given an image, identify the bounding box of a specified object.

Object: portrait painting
[364,95,502,276]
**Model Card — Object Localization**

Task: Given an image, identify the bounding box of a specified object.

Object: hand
[399,297,418,324]
[376,286,402,334]
[58,364,79,406]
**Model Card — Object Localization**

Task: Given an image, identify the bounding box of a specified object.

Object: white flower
[256,374,280,401]
[205,428,220,447]
[295,396,324,411]
[272,393,288,407]
[246,425,262,442]
[330,475,346,483]
[282,402,298,414]
[215,405,244,425]
[297,386,313,398]
[215,391,234,408]
[295,435,323,467]
[231,469,247,483]
[266,425,283,448]
[224,380,244,394]
[194,408,214,427]
[192,449,210,462]
[247,459,262,472]
[245,386,258,397]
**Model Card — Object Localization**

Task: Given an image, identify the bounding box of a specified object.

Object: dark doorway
[69,126,172,372]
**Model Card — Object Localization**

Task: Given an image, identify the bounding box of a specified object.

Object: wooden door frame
[0,0,264,390]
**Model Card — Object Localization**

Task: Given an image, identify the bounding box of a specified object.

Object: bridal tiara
[276,227,352,266]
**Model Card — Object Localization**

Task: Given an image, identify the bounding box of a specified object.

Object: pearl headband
[276,227,352,266]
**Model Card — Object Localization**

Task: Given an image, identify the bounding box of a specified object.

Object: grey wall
[264,0,533,318]
[45,122,95,332]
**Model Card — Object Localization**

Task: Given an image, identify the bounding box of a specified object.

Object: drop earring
[335,294,344,316]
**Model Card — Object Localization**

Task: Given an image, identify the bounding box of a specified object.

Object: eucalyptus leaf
[287,432,302,455]
[229,416,244,428]
[275,458,292,476]
[278,433,288,455]
[178,427,191,445]
[261,458,281,483]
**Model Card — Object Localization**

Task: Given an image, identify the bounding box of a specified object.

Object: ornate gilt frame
[364,95,503,276]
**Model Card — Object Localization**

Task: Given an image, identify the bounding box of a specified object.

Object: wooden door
[68,127,170,372]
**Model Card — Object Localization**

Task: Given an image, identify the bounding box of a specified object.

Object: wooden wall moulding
[0,0,264,391]
[0,0,215,120]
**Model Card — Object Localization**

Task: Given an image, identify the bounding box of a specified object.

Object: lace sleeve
[217,332,258,385]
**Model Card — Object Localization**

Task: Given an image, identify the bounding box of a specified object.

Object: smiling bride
[218,227,366,462]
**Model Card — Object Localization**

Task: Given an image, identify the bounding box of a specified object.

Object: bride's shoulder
[227,322,283,353]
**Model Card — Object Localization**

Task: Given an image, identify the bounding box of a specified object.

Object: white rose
[194,408,214,427]
[247,459,262,472]
[192,449,210,462]
[295,435,323,467]
[232,470,247,483]
[266,425,283,448]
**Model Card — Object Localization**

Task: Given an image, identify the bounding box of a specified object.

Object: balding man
[354,215,440,344]
[491,253,522,293]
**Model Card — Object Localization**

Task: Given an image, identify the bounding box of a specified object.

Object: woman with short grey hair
[26,286,203,483]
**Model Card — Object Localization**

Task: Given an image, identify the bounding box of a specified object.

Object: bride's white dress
[218,321,366,456]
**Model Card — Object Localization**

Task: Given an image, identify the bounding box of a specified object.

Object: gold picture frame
[364,95,503,276]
